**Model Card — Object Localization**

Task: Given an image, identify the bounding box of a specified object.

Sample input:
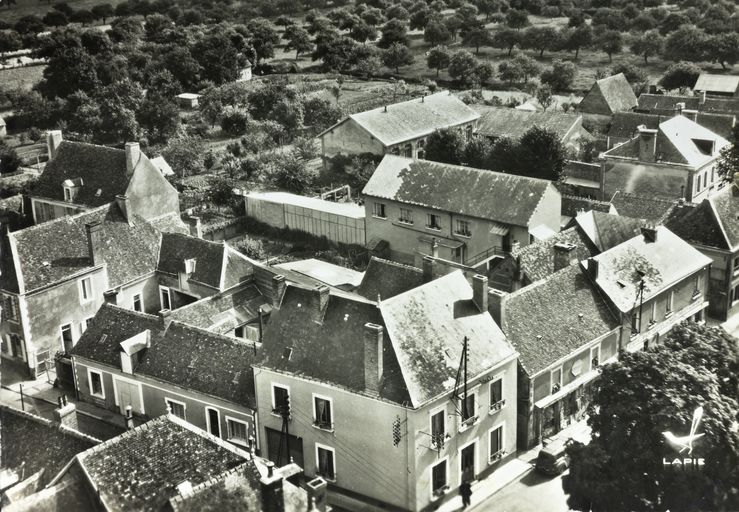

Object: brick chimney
[682,109,698,123]
[585,257,599,280]
[674,102,685,115]
[103,289,118,305]
[272,275,286,308]
[553,242,577,272]
[116,194,131,222]
[472,274,488,313]
[422,255,436,283]
[46,130,63,160]
[85,221,104,266]
[363,323,384,395]
[641,224,658,242]
[125,142,141,177]
[312,285,330,322]
[488,288,508,327]
[124,405,135,430]
[54,395,78,430]
[260,461,285,512]
[186,216,203,238]
[637,125,658,162]
[159,309,173,329]
[306,477,328,512]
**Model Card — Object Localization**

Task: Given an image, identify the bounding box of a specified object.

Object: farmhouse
[578,73,637,119]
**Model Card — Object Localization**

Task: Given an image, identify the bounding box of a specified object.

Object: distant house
[609,192,678,224]
[472,106,591,152]
[560,195,616,228]
[561,160,604,200]
[363,155,561,268]
[353,256,424,300]
[666,179,739,321]
[636,93,739,117]
[607,110,736,149]
[578,73,638,118]
[601,115,729,202]
[237,63,252,82]
[176,92,201,108]
[318,91,479,161]
[694,73,739,98]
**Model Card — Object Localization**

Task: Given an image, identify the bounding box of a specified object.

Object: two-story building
[362,155,561,269]
[636,92,739,117]
[254,271,518,511]
[666,179,739,321]
[318,91,479,163]
[606,110,735,149]
[601,115,729,202]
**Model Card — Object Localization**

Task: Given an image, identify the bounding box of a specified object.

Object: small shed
[694,73,739,98]
[237,65,252,82]
[176,93,201,109]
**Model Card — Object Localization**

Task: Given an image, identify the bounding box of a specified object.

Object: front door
[207,408,221,438]
[116,380,142,415]
[460,442,476,481]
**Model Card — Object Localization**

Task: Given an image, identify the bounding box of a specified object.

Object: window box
[489,449,506,463]
[432,485,450,498]
[691,289,701,300]
[647,319,657,330]
[551,383,561,394]
[430,433,448,451]
[313,420,334,432]
[460,415,479,429]
[489,399,506,413]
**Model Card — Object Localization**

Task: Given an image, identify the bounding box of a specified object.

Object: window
[133,294,142,312]
[1,296,18,322]
[235,324,260,341]
[313,395,333,430]
[88,369,104,398]
[373,202,386,218]
[590,346,600,370]
[697,175,701,190]
[316,444,336,480]
[460,441,476,481]
[399,208,413,224]
[551,367,562,394]
[166,398,186,420]
[206,407,220,438]
[160,286,171,311]
[81,316,93,334]
[693,274,703,298]
[461,392,476,425]
[489,424,504,460]
[665,291,674,315]
[226,417,249,446]
[455,220,471,237]
[650,301,657,325]
[631,308,641,333]
[272,384,290,415]
[489,378,504,411]
[426,214,441,230]
[431,460,447,496]
[79,277,92,303]
[61,323,74,353]
[430,409,445,448]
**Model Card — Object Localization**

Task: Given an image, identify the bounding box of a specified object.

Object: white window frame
[665,290,674,315]
[271,383,290,416]
[551,366,563,394]
[315,442,337,482]
[205,406,221,438]
[79,277,93,304]
[398,207,413,224]
[87,368,105,399]
[133,293,143,312]
[488,422,505,462]
[650,301,657,325]
[429,404,447,448]
[60,323,74,352]
[81,316,94,334]
[159,286,172,311]
[165,397,187,420]
[372,202,386,219]
[429,456,449,499]
[590,345,601,371]
[312,393,334,431]
[455,219,471,237]
[488,375,505,413]
[459,389,478,431]
[457,437,478,483]
[225,415,250,447]
[426,213,441,231]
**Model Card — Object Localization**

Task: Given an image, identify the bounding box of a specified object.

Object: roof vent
[578,313,584,321]
[231,370,242,386]
[95,189,102,197]
[42,261,50,267]
[98,334,108,345]
[536,335,543,341]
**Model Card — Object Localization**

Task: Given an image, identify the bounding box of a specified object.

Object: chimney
[159,309,173,329]
[125,405,135,430]
[641,224,658,242]
[674,102,685,115]
[383,105,387,113]
[103,289,118,305]
[306,477,328,512]
[187,216,203,238]
[85,221,104,266]
[585,257,599,280]
[472,274,488,313]
[637,125,658,162]
[115,194,131,222]
[422,255,435,283]
[487,288,508,327]
[682,109,698,123]
[46,130,63,160]
[700,90,706,105]
[363,323,384,395]
[125,142,141,177]
[54,395,78,430]
[260,461,285,512]
[272,274,286,308]
[312,285,330,322]
[553,242,577,272]
[511,240,521,253]
[258,307,264,343]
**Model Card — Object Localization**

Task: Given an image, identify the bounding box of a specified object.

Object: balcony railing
[489,449,506,463]
[489,399,506,413]
[465,246,507,267]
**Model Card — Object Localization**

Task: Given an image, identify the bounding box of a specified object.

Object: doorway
[460,441,476,482]
[206,407,221,438]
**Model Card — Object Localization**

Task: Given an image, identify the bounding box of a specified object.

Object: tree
[540,60,577,92]
[461,135,492,169]
[597,30,622,62]
[488,136,518,172]
[447,50,479,87]
[192,33,242,85]
[109,17,144,44]
[563,322,739,512]
[285,26,313,60]
[716,123,739,183]
[536,84,555,111]
[38,46,100,99]
[385,4,409,21]
[91,3,114,23]
[426,45,450,77]
[475,61,494,86]
[303,96,342,131]
[498,53,540,85]
[491,28,519,57]
[0,31,22,58]
[659,12,690,35]
[271,153,314,194]
[424,19,451,46]
[349,20,376,43]
[425,128,465,165]
[137,96,179,143]
[162,135,206,177]
[505,8,529,29]
[516,126,566,180]
[14,15,44,34]
[409,5,430,30]
[43,10,69,27]
[70,9,95,26]
[524,26,561,58]
[664,25,707,62]
[630,30,663,63]
[378,19,408,48]
[631,14,657,32]
[444,14,463,41]
[563,24,592,59]
[706,32,739,70]
[461,26,489,55]
[475,0,502,21]
[247,19,280,63]
[0,143,21,175]
[313,34,358,72]
[658,61,701,90]
[383,42,414,73]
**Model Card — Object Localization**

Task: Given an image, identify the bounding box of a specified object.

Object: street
[473,469,571,512]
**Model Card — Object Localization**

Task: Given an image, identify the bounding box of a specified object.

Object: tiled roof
[473,106,584,141]
[608,110,736,140]
[694,73,739,95]
[30,141,129,207]
[575,211,645,252]
[503,265,619,376]
[513,227,595,283]
[324,91,479,147]
[591,226,713,312]
[274,258,364,289]
[157,233,255,290]
[636,94,739,116]
[380,271,516,407]
[603,160,690,200]
[77,415,248,512]
[363,155,555,227]
[610,192,678,223]
[710,184,739,250]
[561,195,615,218]
[0,405,99,485]
[10,203,161,292]
[585,73,638,114]
[355,257,424,300]
[667,184,739,251]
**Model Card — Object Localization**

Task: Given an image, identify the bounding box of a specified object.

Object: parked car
[535,438,570,476]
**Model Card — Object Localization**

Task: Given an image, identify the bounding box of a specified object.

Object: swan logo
[662,406,706,468]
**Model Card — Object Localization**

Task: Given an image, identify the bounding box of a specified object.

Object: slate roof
[666,183,739,251]
[473,106,584,141]
[10,203,161,292]
[363,155,555,227]
[355,257,424,300]
[561,195,615,218]
[275,258,364,289]
[503,265,619,376]
[694,73,739,95]
[76,415,248,512]
[581,73,638,115]
[157,233,255,290]
[590,226,713,313]
[30,141,129,207]
[379,271,516,408]
[575,211,645,252]
[513,227,595,283]
[608,111,735,140]
[636,94,739,116]
[609,192,678,223]
[322,91,480,147]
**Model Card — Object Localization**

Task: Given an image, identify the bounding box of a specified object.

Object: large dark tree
[491,28,519,56]
[717,123,739,183]
[658,61,701,90]
[516,126,566,180]
[424,128,466,165]
[564,322,739,512]
[378,19,408,48]
[192,32,243,85]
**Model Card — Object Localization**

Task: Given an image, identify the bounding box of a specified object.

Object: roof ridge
[561,194,612,206]
[506,263,580,301]
[9,203,110,238]
[104,302,159,321]
[166,319,258,348]
[167,413,252,458]
[415,157,553,185]
[367,256,423,274]
[60,139,125,153]
[707,193,734,250]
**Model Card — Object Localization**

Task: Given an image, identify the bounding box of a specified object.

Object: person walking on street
[460,480,472,508]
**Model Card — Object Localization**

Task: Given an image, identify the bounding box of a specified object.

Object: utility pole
[462,336,469,419]
[277,395,291,466]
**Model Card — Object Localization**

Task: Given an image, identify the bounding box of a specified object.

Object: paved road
[471,469,570,512]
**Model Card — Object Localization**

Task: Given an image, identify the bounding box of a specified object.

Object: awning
[530,224,557,241]
[418,234,465,249]
[489,222,510,236]
[563,177,600,189]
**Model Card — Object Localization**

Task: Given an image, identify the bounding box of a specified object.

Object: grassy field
[0,0,126,24]
[0,64,44,90]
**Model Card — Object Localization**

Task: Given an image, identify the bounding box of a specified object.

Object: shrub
[235,237,267,260]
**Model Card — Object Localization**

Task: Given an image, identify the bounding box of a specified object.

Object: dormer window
[62,178,83,203]
[692,138,715,156]
[184,258,197,274]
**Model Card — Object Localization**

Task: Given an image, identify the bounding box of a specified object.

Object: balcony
[459,415,479,431]
[489,399,506,414]
[691,289,701,301]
